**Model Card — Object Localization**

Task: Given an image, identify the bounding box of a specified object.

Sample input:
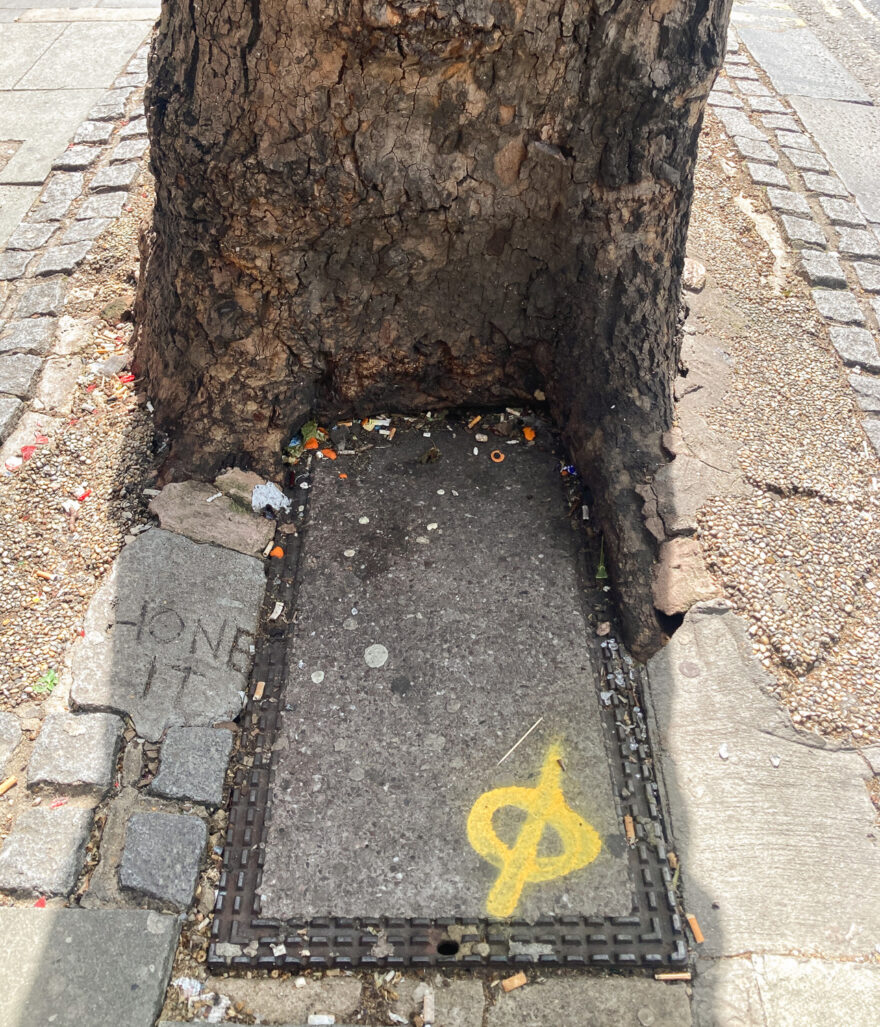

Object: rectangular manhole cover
[211,420,686,971]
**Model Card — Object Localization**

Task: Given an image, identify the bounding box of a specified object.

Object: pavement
[1,2,880,1026]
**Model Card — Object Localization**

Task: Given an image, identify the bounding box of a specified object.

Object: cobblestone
[119,813,207,910]
[0,807,92,897]
[27,712,123,796]
[76,192,127,220]
[0,396,23,443]
[782,147,830,173]
[35,241,92,277]
[52,144,101,172]
[775,129,813,151]
[111,137,148,164]
[747,161,788,187]
[88,88,132,122]
[73,121,114,145]
[780,215,826,249]
[734,136,779,163]
[0,712,22,772]
[766,187,811,216]
[800,250,846,288]
[849,373,880,412]
[819,197,867,228]
[118,116,148,139]
[838,228,880,261]
[0,250,32,281]
[149,726,233,808]
[739,79,772,97]
[801,172,849,196]
[709,91,744,109]
[762,114,800,132]
[5,222,56,250]
[811,288,864,324]
[746,96,788,114]
[14,277,66,317]
[715,107,768,141]
[60,217,112,245]
[89,163,140,194]
[0,319,55,356]
[828,326,880,372]
[854,262,880,292]
[0,353,43,398]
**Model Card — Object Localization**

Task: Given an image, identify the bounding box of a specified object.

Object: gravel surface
[690,109,880,743]
[0,169,157,713]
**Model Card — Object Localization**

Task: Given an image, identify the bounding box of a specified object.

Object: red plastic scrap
[34,897,47,908]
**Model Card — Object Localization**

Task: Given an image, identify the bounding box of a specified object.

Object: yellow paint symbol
[467,744,602,918]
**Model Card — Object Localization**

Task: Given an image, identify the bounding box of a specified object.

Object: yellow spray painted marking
[467,744,602,918]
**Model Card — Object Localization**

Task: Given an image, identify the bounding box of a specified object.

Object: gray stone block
[799,250,846,288]
[864,416,880,457]
[148,480,275,556]
[70,530,265,741]
[119,813,207,910]
[73,121,113,145]
[783,146,830,172]
[747,162,787,187]
[88,88,132,122]
[110,137,148,164]
[872,297,880,325]
[850,373,880,412]
[119,116,148,139]
[150,726,233,807]
[738,78,771,97]
[765,187,810,216]
[828,326,880,372]
[714,107,768,141]
[802,171,849,196]
[762,114,800,133]
[780,215,826,249]
[28,712,123,796]
[775,129,813,151]
[854,262,880,293]
[812,288,864,324]
[5,222,56,251]
[52,144,101,172]
[708,91,744,109]
[0,807,92,896]
[60,218,113,245]
[34,242,92,278]
[27,199,71,224]
[712,74,732,92]
[89,162,140,194]
[838,228,880,260]
[819,196,866,227]
[486,977,691,1026]
[76,192,126,220]
[115,71,147,89]
[0,353,43,398]
[746,96,788,114]
[726,64,759,80]
[734,136,778,163]
[0,250,32,281]
[0,908,178,1027]
[38,172,84,210]
[0,396,23,444]
[0,319,55,356]
[195,976,364,1025]
[0,712,21,773]
[15,277,66,317]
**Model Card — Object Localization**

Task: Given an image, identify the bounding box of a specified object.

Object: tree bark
[135,0,731,657]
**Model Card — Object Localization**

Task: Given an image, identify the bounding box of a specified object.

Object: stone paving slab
[0,710,22,772]
[148,480,275,556]
[260,428,630,922]
[647,602,880,957]
[0,806,92,896]
[0,908,177,1027]
[149,725,233,807]
[119,811,207,910]
[486,976,691,1026]
[0,394,23,442]
[199,976,365,1026]
[27,711,123,795]
[70,529,266,741]
[0,351,42,397]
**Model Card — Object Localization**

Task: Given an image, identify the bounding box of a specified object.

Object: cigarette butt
[687,914,705,944]
[467,415,482,429]
[34,571,53,581]
[501,971,527,992]
[624,814,636,844]
[668,851,679,870]
[0,776,17,797]
[654,972,692,981]
[388,427,397,440]
[253,681,265,701]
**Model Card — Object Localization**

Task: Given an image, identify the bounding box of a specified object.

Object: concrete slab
[647,603,880,957]
[0,185,41,248]
[69,529,266,741]
[260,428,630,922]
[200,976,364,1026]
[485,976,691,1026]
[790,98,880,223]
[733,7,871,102]
[0,908,177,1027]
[0,23,64,89]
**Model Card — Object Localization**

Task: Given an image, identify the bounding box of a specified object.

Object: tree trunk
[135,0,731,657]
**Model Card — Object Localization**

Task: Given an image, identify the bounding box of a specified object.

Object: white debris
[205,491,223,503]
[252,481,292,515]
[269,601,284,621]
[718,743,730,760]
[364,644,389,669]
[359,515,370,524]
[311,670,325,684]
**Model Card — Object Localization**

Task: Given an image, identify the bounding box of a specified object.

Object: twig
[497,717,544,766]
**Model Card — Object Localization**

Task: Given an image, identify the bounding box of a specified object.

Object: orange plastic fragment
[269,546,285,558]
[321,448,337,460]
[338,473,348,480]
[522,426,536,441]
[490,450,505,463]
[304,437,319,450]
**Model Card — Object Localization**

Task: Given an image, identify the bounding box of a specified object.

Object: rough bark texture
[135,0,731,657]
